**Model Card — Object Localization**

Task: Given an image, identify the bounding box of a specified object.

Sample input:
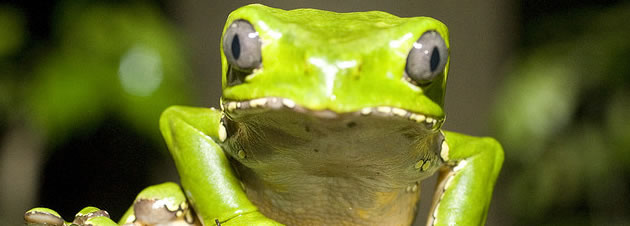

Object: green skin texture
[25,4,503,226]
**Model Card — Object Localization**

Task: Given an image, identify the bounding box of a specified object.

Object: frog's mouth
[221,97,444,131]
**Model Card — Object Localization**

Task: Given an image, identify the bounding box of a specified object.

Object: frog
[25,4,503,226]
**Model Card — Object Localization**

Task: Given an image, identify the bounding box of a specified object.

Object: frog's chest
[219,108,445,224]
[221,108,444,188]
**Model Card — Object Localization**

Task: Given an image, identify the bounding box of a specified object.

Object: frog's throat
[221,97,444,131]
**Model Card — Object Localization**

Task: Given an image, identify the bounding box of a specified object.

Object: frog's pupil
[430,46,439,72]
[232,34,241,60]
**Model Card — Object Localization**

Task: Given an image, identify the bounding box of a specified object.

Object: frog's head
[220,4,449,130]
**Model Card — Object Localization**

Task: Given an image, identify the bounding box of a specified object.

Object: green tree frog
[25,4,503,226]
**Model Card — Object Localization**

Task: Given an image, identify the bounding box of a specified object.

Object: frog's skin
[25,4,503,226]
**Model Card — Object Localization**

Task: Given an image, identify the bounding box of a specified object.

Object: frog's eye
[404,31,448,85]
[222,20,262,70]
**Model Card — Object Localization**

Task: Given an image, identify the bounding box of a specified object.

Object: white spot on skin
[392,108,408,117]
[249,98,268,108]
[227,102,237,111]
[410,114,426,123]
[360,108,372,115]
[282,99,296,108]
[440,132,450,161]
[377,106,391,114]
[427,118,436,129]
[180,202,188,210]
[184,210,194,223]
[218,124,227,142]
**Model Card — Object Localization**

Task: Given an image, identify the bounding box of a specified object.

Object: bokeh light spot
[118,44,163,97]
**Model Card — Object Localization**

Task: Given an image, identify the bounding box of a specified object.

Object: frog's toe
[72,207,116,225]
[25,207,66,226]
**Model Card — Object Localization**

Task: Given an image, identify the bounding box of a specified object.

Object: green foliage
[0,5,25,126]
[492,2,630,224]
[25,2,194,144]
[0,6,24,58]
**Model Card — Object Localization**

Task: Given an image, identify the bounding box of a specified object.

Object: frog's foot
[119,182,201,226]
[25,206,117,226]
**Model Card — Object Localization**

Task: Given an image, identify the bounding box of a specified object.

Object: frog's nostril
[346,121,357,128]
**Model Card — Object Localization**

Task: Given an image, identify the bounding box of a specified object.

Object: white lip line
[221,97,444,130]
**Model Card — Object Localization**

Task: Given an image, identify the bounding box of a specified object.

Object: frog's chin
[221,97,444,131]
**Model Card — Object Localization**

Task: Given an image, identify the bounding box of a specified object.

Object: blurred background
[0,0,628,225]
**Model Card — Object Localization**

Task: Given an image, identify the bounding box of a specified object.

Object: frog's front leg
[159,106,281,225]
[428,131,504,226]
